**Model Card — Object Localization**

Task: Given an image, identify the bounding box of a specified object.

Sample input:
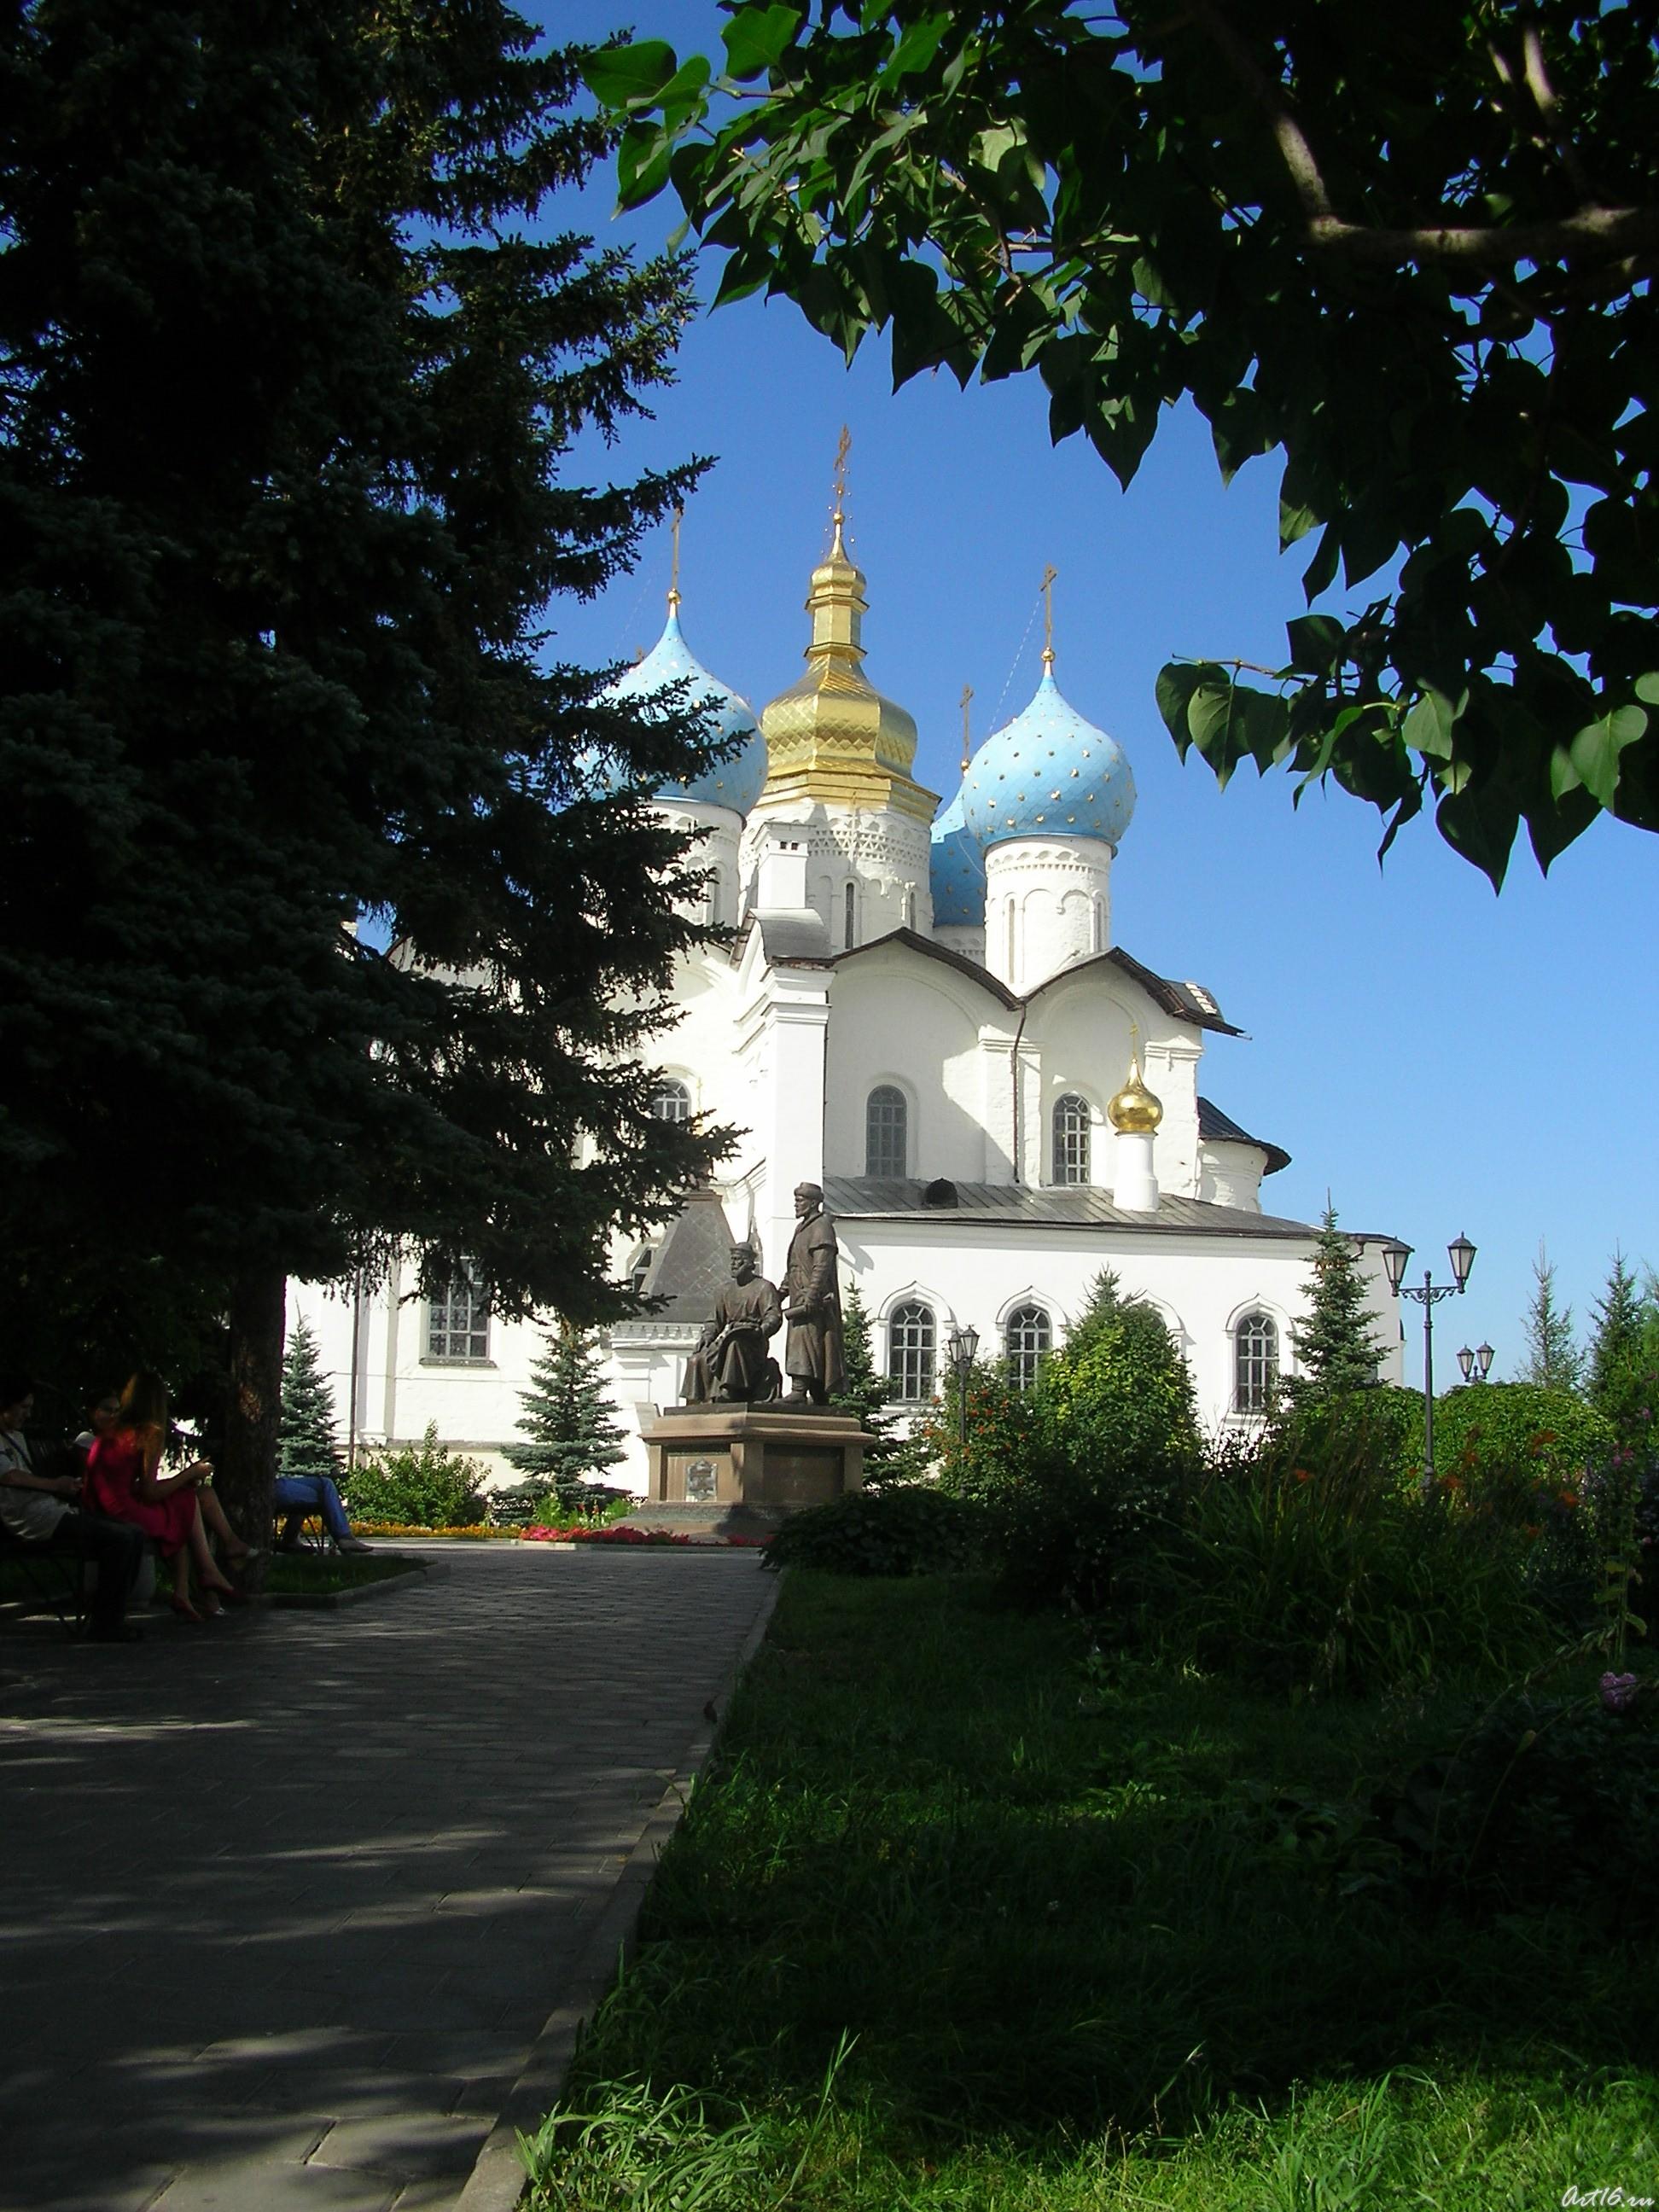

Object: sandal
[169,1595,205,1625]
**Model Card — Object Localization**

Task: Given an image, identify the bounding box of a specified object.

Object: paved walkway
[0,1545,776,2212]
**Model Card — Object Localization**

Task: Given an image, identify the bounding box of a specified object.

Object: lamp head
[1381,1239,1412,1295]
[1457,1345,1475,1383]
[1447,1231,1476,1291]
[1475,1342,1494,1380]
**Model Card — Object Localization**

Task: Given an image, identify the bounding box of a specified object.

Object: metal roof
[1196,1096,1291,1176]
[821,1175,1314,1240]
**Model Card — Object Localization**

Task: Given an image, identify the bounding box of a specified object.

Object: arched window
[1004,1304,1051,1390]
[1234,1313,1279,1412]
[888,1302,935,1400]
[427,1266,490,1362]
[703,869,722,926]
[649,1077,691,1124]
[865,1086,908,1179]
[844,880,856,950]
[904,888,916,930]
[1052,1094,1091,1185]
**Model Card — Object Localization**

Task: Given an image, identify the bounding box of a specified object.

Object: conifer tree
[831,1279,912,1481]
[0,5,730,1532]
[506,1324,628,1505]
[276,1318,341,1485]
[1519,1243,1584,1393]
[1288,1207,1383,1398]
[1588,1251,1659,1438]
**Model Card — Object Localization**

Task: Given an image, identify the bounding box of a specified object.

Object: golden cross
[831,423,852,521]
[669,504,683,608]
[959,683,974,776]
[1040,564,1058,666]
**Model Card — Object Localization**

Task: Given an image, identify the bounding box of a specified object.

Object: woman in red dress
[85,1372,256,1621]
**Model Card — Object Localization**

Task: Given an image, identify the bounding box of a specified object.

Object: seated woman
[84,1371,256,1622]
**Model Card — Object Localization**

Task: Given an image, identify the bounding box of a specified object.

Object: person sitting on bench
[274,1470,371,1555]
[0,1375,145,1643]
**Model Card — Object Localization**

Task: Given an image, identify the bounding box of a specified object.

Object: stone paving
[0,1544,777,2212]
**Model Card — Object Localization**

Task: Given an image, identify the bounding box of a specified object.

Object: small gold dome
[1108,1055,1163,1133]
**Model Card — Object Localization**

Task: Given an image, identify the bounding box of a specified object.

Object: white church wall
[1200,1140,1267,1213]
[824,952,992,1185]
[835,1218,1402,1436]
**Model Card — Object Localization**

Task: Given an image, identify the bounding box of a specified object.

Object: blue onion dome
[960,661,1136,850]
[929,789,987,925]
[598,602,768,815]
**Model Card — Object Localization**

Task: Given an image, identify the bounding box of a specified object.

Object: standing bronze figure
[780,1182,846,1405]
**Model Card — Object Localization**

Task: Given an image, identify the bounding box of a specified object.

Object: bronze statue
[681,1244,783,1406]
[780,1182,846,1405]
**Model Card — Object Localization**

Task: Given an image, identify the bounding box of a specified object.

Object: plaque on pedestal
[638,1403,867,1516]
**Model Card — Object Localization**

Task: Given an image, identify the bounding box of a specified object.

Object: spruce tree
[276,1318,341,1485]
[1519,1243,1584,1393]
[1589,1251,1658,1439]
[831,1279,911,1481]
[0,6,729,1532]
[1288,1207,1383,1399]
[506,1324,628,1505]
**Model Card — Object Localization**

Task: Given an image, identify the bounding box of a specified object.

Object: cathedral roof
[755,512,938,824]
[928,790,987,926]
[961,664,1136,851]
[602,602,768,815]
[1197,1096,1291,1175]
[821,1175,1315,1238]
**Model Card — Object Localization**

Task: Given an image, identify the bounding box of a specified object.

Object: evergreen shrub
[1150,1402,1547,1692]
[940,1272,1202,1607]
[763,1487,986,1577]
[343,1423,488,1528]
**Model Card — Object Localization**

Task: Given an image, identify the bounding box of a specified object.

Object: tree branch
[1183,0,1336,224]
[1307,204,1659,269]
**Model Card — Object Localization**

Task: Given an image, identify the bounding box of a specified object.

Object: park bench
[0,1516,88,1632]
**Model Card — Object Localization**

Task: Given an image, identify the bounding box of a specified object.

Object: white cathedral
[294,505,1404,1491]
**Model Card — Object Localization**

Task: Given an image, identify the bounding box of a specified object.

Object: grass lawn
[261,1551,422,1596]
[525,1570,1658,2209]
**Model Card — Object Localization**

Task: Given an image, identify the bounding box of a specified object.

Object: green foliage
[342,1423,487,1528]
[830,1280,925,1485]
[1,4,734,1507]
[591,3,1659,882]
[763,1487,985,1578]
[276,1317,341,1485]
[1588,1251,1659,1444]
[1518,1243,1584,1393]
[1287,1207,1382,1399]
[525,1572,1659,2209]
[1391,1688,1659,1929]
[1150,1403,1549,1694]
[941,1271,1202,1604]
[504,1323,628,1505]
[1430,1382,1615,1495]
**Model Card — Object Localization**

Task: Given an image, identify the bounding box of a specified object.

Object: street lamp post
[946,1323,980,1454]
[1456,1342,1495,1386]
[1382,1233,1476,1489]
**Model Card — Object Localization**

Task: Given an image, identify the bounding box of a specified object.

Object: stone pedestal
[638,1405,866,1515]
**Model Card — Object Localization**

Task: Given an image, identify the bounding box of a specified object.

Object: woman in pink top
[85,1371,256,1621]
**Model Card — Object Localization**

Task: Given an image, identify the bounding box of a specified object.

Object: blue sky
[540,2,1657,1377]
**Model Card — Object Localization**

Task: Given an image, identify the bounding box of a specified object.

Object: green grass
[524,1572,1659,2209]
[261,1551,422,1596]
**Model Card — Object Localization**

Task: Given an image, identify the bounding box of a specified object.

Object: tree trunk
[218,1267,286,1581]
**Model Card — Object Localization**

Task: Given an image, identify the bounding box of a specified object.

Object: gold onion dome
[1108,1056,1163,1133]
[757,513,938,822]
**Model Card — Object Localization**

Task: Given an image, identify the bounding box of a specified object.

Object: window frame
[1233,1311,1279,1413]
[887,1301,936,1401]
[864,1084,909,1179]
[425,1266,492,1365]
[1004,1303,1052,1390]
[649,1076,693,1125]
[1051,1092,1091,1186]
